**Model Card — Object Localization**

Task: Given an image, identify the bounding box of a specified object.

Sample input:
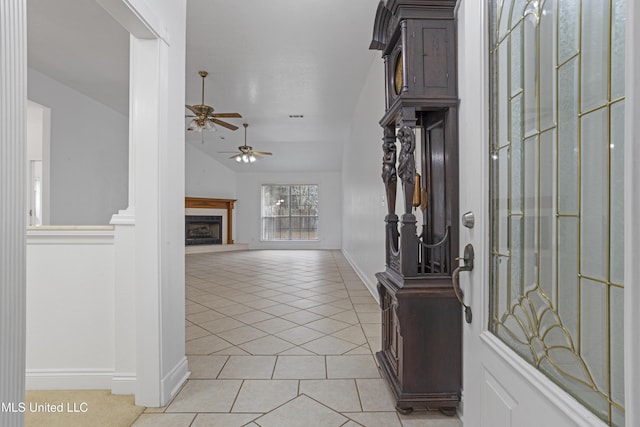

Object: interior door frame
[624,1,640,425]
[456,0,639,425]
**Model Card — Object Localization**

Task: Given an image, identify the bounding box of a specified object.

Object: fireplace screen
[185,216,222,245]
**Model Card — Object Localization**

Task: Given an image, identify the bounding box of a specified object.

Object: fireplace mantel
[185,197,236,244]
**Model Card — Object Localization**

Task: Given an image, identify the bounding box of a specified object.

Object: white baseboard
[111,373,136,395]
[185,243,249,254]
[26,369,113,390]
[341,249,380,304]
[26,369,137,395]
[160,356,189,405]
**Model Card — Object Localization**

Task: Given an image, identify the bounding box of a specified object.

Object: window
[261,184,318,241]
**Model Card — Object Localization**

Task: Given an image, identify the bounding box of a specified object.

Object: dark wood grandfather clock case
[370,0,461,414]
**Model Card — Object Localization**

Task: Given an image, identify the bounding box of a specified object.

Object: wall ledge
[27,226,114,245]
[28,225,115,231]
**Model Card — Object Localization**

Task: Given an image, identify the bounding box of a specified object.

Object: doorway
[26,100,50,226]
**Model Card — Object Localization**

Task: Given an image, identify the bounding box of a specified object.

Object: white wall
[27,67,128,225]
[341,58,386,297]
[185,143,237,199]
[26,228,116,389]
[137,0,188,406]
[236,171,342,249]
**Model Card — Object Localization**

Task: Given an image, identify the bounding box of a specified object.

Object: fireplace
[185,215,222,245]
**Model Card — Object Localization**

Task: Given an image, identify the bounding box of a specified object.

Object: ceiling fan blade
[185,105,199,115]
[217,151,238,154]
[185,115,197,118]
[253,151,272,156]
[228,154,241,159]
[211,113,242,118]
[211,119,239,131]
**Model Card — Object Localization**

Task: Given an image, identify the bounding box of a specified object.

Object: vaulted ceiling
[27,0,380,173]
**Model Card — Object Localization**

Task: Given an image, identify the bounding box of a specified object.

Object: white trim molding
[26,226,115,245]
[0,1,27,426]
[160,356,189,404]
[26,369,114,390]
[624,1,640,425]
[111,373,137,395]
[110,209,136,225]
[96,0,168,43]
[97,0,188,408]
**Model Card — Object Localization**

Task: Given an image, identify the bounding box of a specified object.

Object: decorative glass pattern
[489,1,625,425]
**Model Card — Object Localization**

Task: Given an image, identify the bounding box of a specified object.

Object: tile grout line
[216,355,231,379]
[271,355,278,379]
[228,379,245,414]
[186,412,198,427]
[353,378,364,413]
[324,355,328,379]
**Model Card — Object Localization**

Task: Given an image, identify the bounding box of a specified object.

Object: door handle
[452,244,474,324]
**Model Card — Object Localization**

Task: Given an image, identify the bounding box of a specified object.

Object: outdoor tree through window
[261,184,318,241]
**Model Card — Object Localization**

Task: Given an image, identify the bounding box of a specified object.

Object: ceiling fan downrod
[199,70,207,107]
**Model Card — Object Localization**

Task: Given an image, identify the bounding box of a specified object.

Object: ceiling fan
[185,70,242,135]
[219,123,272,163]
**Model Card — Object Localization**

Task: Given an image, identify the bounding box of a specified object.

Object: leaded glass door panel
[488,0,624,424]
[457,0,628,426]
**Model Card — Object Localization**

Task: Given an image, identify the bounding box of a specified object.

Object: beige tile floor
[133,250,462,427]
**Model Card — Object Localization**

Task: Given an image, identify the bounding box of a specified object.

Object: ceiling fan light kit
[187,117,216,132]
[185,70,242,135]
[236,153,256,163]
[220,123,272,164]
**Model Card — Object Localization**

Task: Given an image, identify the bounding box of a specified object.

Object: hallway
[132,250,462,426]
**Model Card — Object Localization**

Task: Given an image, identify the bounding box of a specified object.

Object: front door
[457,1,629,426]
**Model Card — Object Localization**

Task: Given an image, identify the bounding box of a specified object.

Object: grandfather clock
[370,0,461,414]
